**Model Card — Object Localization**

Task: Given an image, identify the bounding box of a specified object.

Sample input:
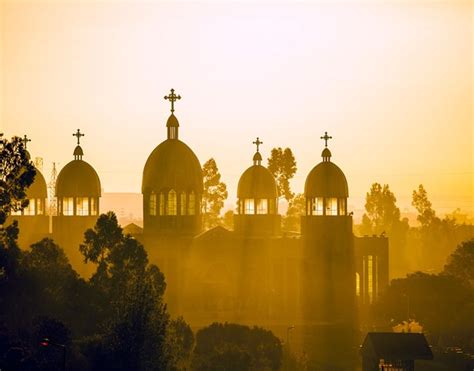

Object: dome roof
[73,145,84,157]
[237,165,278,199]
[56,160,101,197]
[27,168,48,199]
[142,139,203,194]
[305,161,348,198]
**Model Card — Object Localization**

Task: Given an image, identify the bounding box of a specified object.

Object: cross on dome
[73,129,85,145]
[164,89,181,113]
[320,131,332,148]
[253,137,263,152]
[22,134,32,149]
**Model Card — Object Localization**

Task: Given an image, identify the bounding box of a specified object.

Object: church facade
[9,90,389,368]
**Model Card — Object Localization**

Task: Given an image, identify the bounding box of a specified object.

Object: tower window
[356,272,360,297]
[36,199,44,215]
[63,197,74,216]
[91,197,97,216]
[325,197,338,216]
[168,189,177,216]
[312,197,324,215]
[76,197,89,216]
[159,192,165,215]
[180,192,186,215]
[244,199,255,214]
[368,255,373,304]
[188,192,195,215]
[23,199,36,215]
[338,198,346,215]
[149,192,157,216]
[256,199,268,214]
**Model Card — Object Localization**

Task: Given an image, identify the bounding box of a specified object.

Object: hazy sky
[1,1,472,218]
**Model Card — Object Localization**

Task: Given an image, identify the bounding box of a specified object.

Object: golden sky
[1,1,472,218]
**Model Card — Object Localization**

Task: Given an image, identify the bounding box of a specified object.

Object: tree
[202,158,228,229]
[282,193,305,233]
[222,210,234,230]
[267,147,297,202]
[0,136,36,226]
[444,239,474,286]
[192,323,282,371]
[412,184,436,228]
[166,316,194,370]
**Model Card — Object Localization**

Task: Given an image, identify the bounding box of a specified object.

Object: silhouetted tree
[267,147,297,202]
[444,239,474,286]
[360,183,409,276]
[375,271,473,346]
[222,210,234,230]
[166,316,194,370]
[192,323,282,371]
[202,158,228,229]
[0,136,36,226]
[283,193,305,233]
[412,184,436,228]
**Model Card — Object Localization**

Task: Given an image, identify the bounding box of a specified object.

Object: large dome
[237,165,278,199]
[27,168,48,199]
[142,139,203,194]
[56,160,101,197]
[305,161,348,198]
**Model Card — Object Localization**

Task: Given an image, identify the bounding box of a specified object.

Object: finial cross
[164,88,181,113]
[22,135,32,149]
[253,137,263,152]
[73,129,85,145]
[320,131,332,147]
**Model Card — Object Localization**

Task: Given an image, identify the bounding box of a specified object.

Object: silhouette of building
[360,332,433,371]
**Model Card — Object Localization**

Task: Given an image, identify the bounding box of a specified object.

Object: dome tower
[234,137,281,237]
[142,89,203,237]
[300,132,357,367]
[53,129,101,276]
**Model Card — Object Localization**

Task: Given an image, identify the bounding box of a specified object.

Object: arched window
[338,198,346,215]
[312,197,324,215]
[90,197,97,216]
[168,189,177,215]
[188,192,195,215]
[149,192,157,216]
[180,192,186,215]
[256,199,268,214]
[63,197,74,216]
[244,199,255,215]
[23,199,36,215]
[76,197,89,216]
[325,197,337,216]
[159,192,165,215]
[36,199,44,215]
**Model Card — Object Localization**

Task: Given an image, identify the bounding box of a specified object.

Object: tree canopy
[202,158,228,229]
[267,147,297,202]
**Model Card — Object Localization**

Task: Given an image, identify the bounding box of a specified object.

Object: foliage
[375,271,473,348]
[222,209,234,230]
[202,158,228,229]
[444,239,474,286]
[282,193,305,233]
[192,322,282,371]
[412,184,437,228]
[0,136,36,226]
[166,316,195,370]
[267,147,297,202]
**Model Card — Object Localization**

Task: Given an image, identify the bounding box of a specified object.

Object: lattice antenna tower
[48,162,58,216]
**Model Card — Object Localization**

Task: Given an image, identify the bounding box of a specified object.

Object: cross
[164,88,181,113]
[22,134,32,149]
[253,137,263,152]
[320,131,332,147]
[73,129,85,145]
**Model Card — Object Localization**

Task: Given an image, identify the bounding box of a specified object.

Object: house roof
[360,333,433,360]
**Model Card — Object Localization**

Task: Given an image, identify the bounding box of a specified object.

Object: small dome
[27,168,48,199]
[321,148,332,160]
[252,152,262,163]
[73,145,84,157]
[56,160,101,197]
[305,161,348,198]
[237,165,278,199]
[166,114,179,128]
[142,139,202,194]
